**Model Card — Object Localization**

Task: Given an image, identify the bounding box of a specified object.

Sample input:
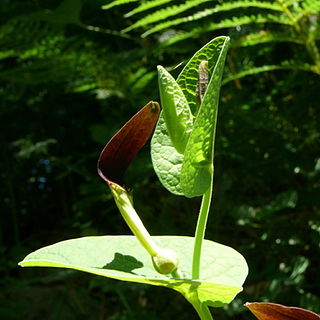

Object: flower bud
[152,248,179,275]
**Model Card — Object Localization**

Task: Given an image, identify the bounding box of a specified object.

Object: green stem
[192,171,213,280]
[190,300,214,320]
[171,268,183,279]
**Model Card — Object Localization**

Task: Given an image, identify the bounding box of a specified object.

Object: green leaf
[177,36,229,114]
[180,37,230,198]
[151,36,230,196]
[157,65,193,154]
[151,114,185,195]
[19,235,248,308]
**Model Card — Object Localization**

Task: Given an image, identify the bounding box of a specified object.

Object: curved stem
[109,182,179,275]
[192,171,213,280]
[109,183,160,256]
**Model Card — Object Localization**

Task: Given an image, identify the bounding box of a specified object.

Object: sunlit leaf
[157,65,193,154]
[19,235,248,308]
[180,37,230,197]
[151,36,230,196]
[177,36,229,114]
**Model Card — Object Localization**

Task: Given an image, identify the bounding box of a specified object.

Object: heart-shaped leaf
[245,302,320,320]
[151,36,230,197]
[19,236,248,308]
[98,101,160,186]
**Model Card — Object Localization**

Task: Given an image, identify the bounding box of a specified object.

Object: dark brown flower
[245,302,320,320]
[97,101,160,186]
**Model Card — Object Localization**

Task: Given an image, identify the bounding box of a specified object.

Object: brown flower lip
[245,302,320,320]
[97,101,160,186]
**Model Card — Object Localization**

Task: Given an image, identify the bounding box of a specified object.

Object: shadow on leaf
[103,252,144,273]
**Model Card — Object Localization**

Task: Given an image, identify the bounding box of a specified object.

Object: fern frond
[234,30,304,47]
[0,18,58,59]
[294,0,320,22]
[0,14,132,92]
[102,0,139,11]
[161,14,293,46]
[281,0,297,5]
[142,1,284,37]
[124,0,172,17]
[141,8,215,37]
[223,62,315,84]
[188,12,293,30]
[122,0,211,32]
[214,0,283,12]
[303,0,320,13]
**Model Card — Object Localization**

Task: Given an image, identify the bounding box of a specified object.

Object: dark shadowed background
[1,0,319,319]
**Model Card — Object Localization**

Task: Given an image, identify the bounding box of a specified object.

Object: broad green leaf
[151,114,185,195]
[151,65,193,195]
[151,37,230,196]
[19,235,248,308]
[180,37,230,198]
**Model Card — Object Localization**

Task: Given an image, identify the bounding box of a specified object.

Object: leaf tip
[157,65,166,74]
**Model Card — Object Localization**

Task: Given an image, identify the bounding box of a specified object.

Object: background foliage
[1,0,319,319]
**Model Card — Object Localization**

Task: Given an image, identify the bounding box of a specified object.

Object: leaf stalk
[192,168,213,280]
[190,299,214,320]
